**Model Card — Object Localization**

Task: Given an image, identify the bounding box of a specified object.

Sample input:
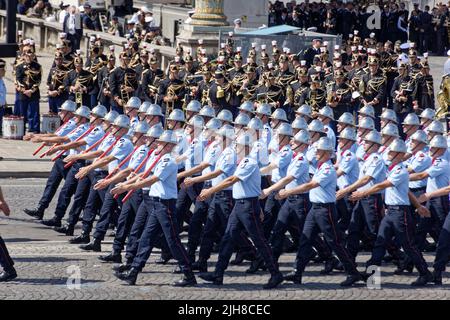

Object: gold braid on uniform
[437,74,450,119]
[120,70,137,103]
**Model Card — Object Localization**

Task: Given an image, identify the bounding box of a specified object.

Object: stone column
[190,0,228,26]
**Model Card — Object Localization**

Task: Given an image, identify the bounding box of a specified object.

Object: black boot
[320,257,341,275]
[173,272,197,287]
[79,238,102,252]
[245,257,265,274]
[116,267,139,285]
[263,272,283,289]
[231,249,256,265]
[192,259,208,273]
[394,259,414,275]
[113,262,132,273]
[283,271,302,284]
[54,224,74,236]
[155,252,172,264]
[432,270,443,285]
[199,272,223,285]
[69,233,90,244]
[340,273,364,287]
[23,207,44,220]
[98,251,122,263]
[41,217,62,227]
[411,271,433,287]
[0,267,17,282]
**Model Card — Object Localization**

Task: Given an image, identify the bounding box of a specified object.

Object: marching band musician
[158,64,186,114]
[391,62,416,124]
[65,57,94,108]
[97,53,116,110]
[85,41,107,107]
[208,69,232,114]
[109,52,139,114]
[47,52,68,113]
[326,69,352,120]
[140,56,164,103]
[414,60,435,112]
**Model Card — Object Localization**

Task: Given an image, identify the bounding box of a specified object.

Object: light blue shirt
[249,140,270,168]
[56,118,78,137]
[127,144,149,173]
[211,146,237,190]
[270,144,293,183]
[310,161,337,203]
[108,136,134,173]
[182,136,205,172]
[127,117,139,136]
[67,123,90,156]
[385,162,410,206]
[426,157,450,193]
[149,153,178,199]
[0,78,6,106]
[356,142,365,162]
[202,140,222,178]
[358,152,386,193]
[83,125,105,149]
[261,123,272,147]
[306,142,318,174]
[285,152,310,191]
[142,149,159,191]
[232,157,261,199]
[173,129,188,170]
[337,148,359,189]
[406,149,431,189]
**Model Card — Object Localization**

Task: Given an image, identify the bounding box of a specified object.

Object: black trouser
[0,236,14,271]
[416,196,449,250]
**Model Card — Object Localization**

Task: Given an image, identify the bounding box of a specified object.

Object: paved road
[1,178,450,300]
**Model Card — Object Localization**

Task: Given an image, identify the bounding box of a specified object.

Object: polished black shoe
[173,265,183,274]
[79,238,101,252]
[263,272,284,289]
[199,272,223,285]
[411,271,433,287]
[99,251,122,263]
[394,261,414,275]
[432,270,443,285]
[283,271,302,284]
[230,250,256,265]
[173,273,197,287]
[54,224,74,236]
[155,253,172,265]
[23,207,44,220]
[340,273,364,287]
[320,257,340,275]
[424,241,437,253]
[113,263,131,273]
[41,217,61,228]
[0,268,17,282]
[69,233,90,244]
[245,257,265,274]
[116,267,139,285]
[192,260,208,273]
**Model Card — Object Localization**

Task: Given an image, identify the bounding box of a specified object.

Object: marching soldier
[65,57,95,108]
[391,62,416,124]
[47,52,69,113]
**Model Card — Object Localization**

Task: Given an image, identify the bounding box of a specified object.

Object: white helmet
[364,130,382,145]
[358,117,375,130]
[199,105,216,118]
[90,105,108,118]
[293,129,310,144]
[218,124,236,140]
[338,127,357,141]
[234,113,251,126]
[402,113,420,126]
[126,97,142,109]
[316,137,334,152]
[389,138,408,153]
[381,123,399,138]
[205,118,222,131]
[276,122,293,137]
[216,109,234,123]
[337,112,355,126]
[167,109,186,122]
[139,101,152,114]
[146,104,163,117]
[146,123,164,138]
[319,105,334,120]
[247,117,264,131]
[410,130,428,144]
[255,103,272,116]
[74,106,91,119]
[292,117,308,130]
[134,121,150,134]
[104,110,120,123]
[235,133,253,146]
[270,108,288,122]
[308,119,325,133]
[420,108,435,121]
[427,120,445,134]
[186,100,202,113]
[358,104,375,118]
[239,101,255,113]
[60,100,77,112]
[113,115,131,129]
[296,104,312,118]
[157,130,177,144]
[380,108,398,124]
[430,135,448,149]
[187,114,205,128]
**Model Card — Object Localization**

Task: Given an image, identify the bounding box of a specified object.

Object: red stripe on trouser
[327,206,356,269]
[402,208,425,271]
[250,200,277,272]
[166,203,191,271]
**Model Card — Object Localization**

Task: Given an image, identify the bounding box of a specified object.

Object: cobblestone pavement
[1,178,450,300]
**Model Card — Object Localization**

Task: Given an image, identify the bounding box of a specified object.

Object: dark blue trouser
[79,171,108,235]
[53,160,84,220]
[346,194,383,260]
[66,169,93,226]
[176,181,203,231]
[368,205,429,275]
[131,197,192,273]
[433,212,450,272]
[90,94,97,109]
[0,236,14,271]
[415,196,449,250]
[198,190,234,262]
[336,195,355,234]
[13,91,20,117]
[92,184,123,240]
[296,203,358,275]
[214,197,279,276]
[187,182,211,259]
[112,190,143,253]
[48,96,64,114]
[263,191,282,239]
[38,158,70,210]
[20,98,40,132]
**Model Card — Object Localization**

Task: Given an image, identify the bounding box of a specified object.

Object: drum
[40,113,61,134]
[2,116,24,140]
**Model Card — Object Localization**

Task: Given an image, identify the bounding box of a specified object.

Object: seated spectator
[27,0,45,18]
[17,0,28,15]
[108,16,124,37]
[81,3,100,31]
